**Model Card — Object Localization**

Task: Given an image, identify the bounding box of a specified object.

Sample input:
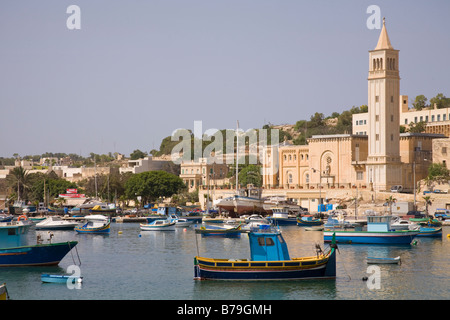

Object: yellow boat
[0,283,9,300]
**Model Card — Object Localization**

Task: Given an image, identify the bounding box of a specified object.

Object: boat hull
[366,256,401,264]
[140,224,176,231]
[324,230,418,244]
[416,227,442,237]
[41,274,83,284]
[0,241,78,267]
[267,217,298,225]
[194,248,336,281]
[74,223,110,234]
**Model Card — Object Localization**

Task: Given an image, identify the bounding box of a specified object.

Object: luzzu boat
[194,225,337,280]
[194,224,242,238]
[296,215,323,226]
[324,215,419,244]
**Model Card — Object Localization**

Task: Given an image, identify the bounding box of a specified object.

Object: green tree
[429,93,450,109]
[130,149,148,160]
[427,163,450,181]
[125,171,185,205]
[412,95,428,110]
[238,164,263,187]
[407,121,427,133]
[6,167,31,201]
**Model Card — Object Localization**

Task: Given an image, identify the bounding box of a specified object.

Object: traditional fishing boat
[194,224,242,238]
[324,215,419,244]
[366,256,401,264]
[417,226,442,237]
[0,220,78,267]
[194,225,337,280]
[140,219,176,231]
[296,216,323,226]
[41,274,83,284]
[35,216,78,230]
[266,207,298,225]
[0,283,9,300]
[74,215,110,234]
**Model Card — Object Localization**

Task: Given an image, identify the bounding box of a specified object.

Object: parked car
[390,185,403,193]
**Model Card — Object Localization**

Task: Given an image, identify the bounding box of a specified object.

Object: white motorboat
[391,216,420,231]
[140,219,176,231]
[35,216,78,230]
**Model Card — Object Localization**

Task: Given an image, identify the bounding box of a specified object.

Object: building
[262,18,445,195]
[119,156,170,174]
[180,158,229,192]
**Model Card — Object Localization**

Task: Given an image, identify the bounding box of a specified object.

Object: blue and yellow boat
[297,215,323,226]
[194,225,337,280]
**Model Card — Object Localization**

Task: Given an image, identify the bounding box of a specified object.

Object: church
[263,19,445,194]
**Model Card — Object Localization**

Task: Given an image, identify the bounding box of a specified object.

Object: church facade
[262,19,445,193]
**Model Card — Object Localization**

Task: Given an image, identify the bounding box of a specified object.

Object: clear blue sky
[1,0,449,158]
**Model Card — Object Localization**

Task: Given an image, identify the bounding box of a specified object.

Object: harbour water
[1,222,449,300]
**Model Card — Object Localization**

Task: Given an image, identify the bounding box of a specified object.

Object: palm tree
[385,196,396,215]
[423,196,432,216]
[7,166,31,202]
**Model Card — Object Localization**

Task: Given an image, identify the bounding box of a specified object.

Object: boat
[366,256,401,264]
[140,219,176,231]
[0,283,9,300]
[324,215,419,244]
[417,226,442,237]
[0,214,13,222]
[41,274,83,284]
[74,215,110,234]
[35,216,78,230]
[194,223,242,237]
[297,215,323,226]
[262,196,306,215]
[194,224,338,280]
[266,207,298,225]
[0,220,78,267]
[391,216,420,231]
[305,226,324,231]
[215,186,265,216]
[90,204,116,214]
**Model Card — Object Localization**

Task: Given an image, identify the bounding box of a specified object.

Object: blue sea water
[1,223,449,300]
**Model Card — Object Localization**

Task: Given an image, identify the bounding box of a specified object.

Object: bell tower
[366,18,402,191]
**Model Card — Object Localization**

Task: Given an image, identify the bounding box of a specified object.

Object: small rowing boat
[366,256,401,264]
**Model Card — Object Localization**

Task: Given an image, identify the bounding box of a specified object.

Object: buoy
[118,231,123,234]
[447,234,450,238]
[411,240,418,245]
[139,234,142,237]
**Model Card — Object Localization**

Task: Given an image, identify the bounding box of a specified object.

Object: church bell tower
[366,18,402,191]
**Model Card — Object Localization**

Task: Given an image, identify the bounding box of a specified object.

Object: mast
[236,120,239,193]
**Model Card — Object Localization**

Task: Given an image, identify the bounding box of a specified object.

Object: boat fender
[18,215,28,221]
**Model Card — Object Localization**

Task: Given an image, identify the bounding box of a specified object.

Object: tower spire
[375,17,393,50]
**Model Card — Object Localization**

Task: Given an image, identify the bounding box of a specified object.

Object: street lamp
[311,168,322,213]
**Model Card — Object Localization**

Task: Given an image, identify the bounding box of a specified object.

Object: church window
[376,134,379,141]
[391,134,394,141]
[375,115,379,121]
[288,173,293,184]
[357,172,363,180]
[375,96,379,102]
[380,58,383,69]
[405,119,408,124]
[391,96,394,103]
[391,115,394,122]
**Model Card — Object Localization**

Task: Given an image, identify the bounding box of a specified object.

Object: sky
[1,0,449,158]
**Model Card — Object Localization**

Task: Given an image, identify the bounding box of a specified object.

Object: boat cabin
[271,207,289,219]
[248,225,290,261]
[367,216,392,232]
